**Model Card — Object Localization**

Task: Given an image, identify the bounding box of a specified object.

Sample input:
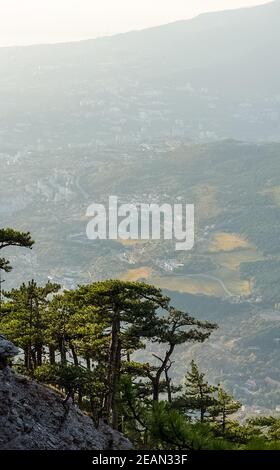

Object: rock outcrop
[0,336,132,450]
[0,335,18,368]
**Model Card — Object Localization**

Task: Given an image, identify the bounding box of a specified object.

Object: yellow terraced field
[152,275,224,297]
[228,279,252,296]
[208,232,249,253]
[211,248,263,270]
[120,268,252,298]
[117,239,147,246]
[120,267,152,281]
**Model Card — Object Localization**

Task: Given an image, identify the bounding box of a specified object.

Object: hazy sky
[0,0,272,47]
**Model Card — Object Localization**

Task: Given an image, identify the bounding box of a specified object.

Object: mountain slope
[0,1,280,144]
[0,336,132,450]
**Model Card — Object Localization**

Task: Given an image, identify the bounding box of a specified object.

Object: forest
[1,226,280,450]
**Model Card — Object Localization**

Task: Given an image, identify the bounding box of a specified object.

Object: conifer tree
[0,259,12,308]
[146,308,217,402]
[2,280,60,370]
[0,227,34,308]
[210,386,242,434]
[71,280,169,429]
[0,258,12,273]
[46,291,108,367]
[0,228,34,251]
[180,360,217,422]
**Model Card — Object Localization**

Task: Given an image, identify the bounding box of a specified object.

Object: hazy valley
[1,0,280,415]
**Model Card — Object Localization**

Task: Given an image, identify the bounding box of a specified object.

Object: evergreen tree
[0,227,34,308]
[179,360,217,422]
[210,386,242,435]
[0,259,12,309]
[149,401,233,450]
[0,258,12,273]
[34,362,105,418]
[0,228,34,250]
[46,290,108,368]
[146,308,217,402]
[71,280,170,429]
[2,280,60,370]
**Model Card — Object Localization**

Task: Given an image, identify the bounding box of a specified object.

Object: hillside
[1,1,280,145]
[2,139,280,409]
[1,1,280,412]
[0,337,132,450]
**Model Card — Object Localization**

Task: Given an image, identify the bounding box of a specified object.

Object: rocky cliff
[0,336,132,450]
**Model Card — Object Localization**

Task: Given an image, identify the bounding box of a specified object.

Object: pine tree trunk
[49,345,56,365]
[112,330,121,429]
[153,344,175,402]
[153,378,160,401]
[70,344,79,366]
[222,409,226,435]
[36,344,42,366]
[86,356,91,370]
[31,349,37,369]
[59,338,67,365]
[105,312,121,429]
[165,370,172,403]
[24,347,31,370]
[27,344,33,370]
[200,410,205,423]
[78,390,83,407]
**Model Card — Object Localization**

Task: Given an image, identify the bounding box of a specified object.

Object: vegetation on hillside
[1,227,280,450]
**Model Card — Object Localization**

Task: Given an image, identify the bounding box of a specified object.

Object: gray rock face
[0,335,18,360]
[0,340,132,450]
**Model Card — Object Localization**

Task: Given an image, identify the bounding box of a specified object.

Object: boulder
[0,335,18,367]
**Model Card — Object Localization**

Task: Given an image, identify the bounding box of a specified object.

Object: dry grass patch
[152,275,224,297]
[209,232,249,253]
[120,266,152,281]
[212,248,263,270]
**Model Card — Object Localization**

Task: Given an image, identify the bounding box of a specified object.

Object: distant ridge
[0,0,280,142]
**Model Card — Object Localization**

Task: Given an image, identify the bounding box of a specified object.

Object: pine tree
[210,385,242,434]
[0,258,12,273]
[0,228,34,308]
[2,280,60,370]
[180,360,217,422]
[146,309,217,402]
[0,227,34,251]
[149,401,233,450]
[71,280,170,429]
[0,259,12,309]
[46,290,108,368]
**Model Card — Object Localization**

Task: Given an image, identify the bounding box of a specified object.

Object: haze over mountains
[1,1,280,413]
[1,0,280,146]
